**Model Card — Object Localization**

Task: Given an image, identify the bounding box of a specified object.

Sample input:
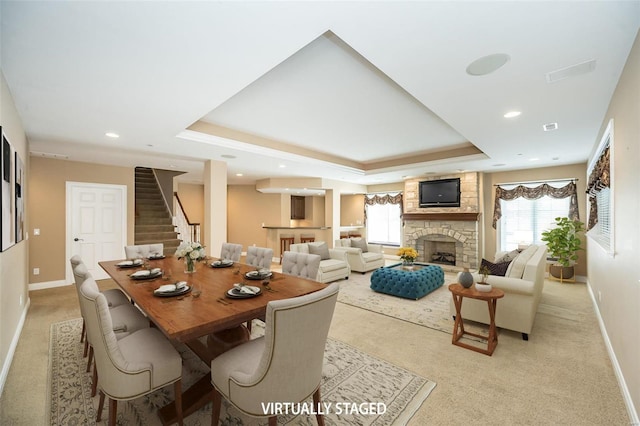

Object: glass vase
[184,258,197,274]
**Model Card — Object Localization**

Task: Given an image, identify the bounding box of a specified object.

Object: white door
[66,182,127,281]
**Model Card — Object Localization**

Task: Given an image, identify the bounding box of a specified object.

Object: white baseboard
[29,279,70,291]
[586,281,639,424]
[0,297,30,397]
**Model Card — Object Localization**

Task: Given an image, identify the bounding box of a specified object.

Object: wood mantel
[403,212,481,222]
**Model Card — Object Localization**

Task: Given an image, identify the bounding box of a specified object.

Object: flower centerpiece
[175,241,207,273]
[397,247,418,266]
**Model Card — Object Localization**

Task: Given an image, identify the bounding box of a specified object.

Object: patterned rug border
[47,318,436,425]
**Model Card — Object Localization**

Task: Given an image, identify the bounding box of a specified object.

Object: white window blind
[593,187,612,251]
[366,202,401,246]
[498,192,571,252]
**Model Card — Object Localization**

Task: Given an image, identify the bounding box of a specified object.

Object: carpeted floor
[47,318,436,425]
[1,272,631,425]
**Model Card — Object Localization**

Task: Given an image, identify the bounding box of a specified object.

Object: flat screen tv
[419,178,461,208]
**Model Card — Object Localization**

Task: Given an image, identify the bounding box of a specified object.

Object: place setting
[129,267,163,280]
[210,259,234,268]
[244,268,272,280]
[153,281,191,298]
[116,259,144,269]
[225,282,262,299]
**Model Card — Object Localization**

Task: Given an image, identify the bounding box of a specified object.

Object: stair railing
[173,192,201,243]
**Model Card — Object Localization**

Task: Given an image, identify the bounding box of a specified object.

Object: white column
[204,160,227,258]
[325,189,341,246]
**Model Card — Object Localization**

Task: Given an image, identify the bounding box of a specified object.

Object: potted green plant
[475,265,492,292]
[541,217,585,280]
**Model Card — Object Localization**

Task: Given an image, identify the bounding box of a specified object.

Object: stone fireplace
[403,215,479,271]
[401,173,480,271]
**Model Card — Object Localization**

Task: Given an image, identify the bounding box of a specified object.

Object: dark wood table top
[99,256,326,342]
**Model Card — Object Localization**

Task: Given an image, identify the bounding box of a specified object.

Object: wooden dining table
[99,255,326,425]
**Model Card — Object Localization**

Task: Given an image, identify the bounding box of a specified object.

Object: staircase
[134,167,181,255]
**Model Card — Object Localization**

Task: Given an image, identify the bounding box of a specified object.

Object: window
[498,192,571,251]
[365,194,402,246]
[593,188,611,249]
[586,119,613,254]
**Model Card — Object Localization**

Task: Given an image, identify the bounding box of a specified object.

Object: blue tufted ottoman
[370,263,445,300]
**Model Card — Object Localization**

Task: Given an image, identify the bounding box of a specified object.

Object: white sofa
[450,244,547,340]
[289,242,351,283]
[333,238,385,274]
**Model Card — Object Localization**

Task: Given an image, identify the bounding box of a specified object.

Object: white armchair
[290,242,350,283]
[333,238,385,273]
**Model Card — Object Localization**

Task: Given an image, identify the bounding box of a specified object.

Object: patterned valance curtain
[364,193,403,222]
[492,181,579,229]
[585,145,610,230]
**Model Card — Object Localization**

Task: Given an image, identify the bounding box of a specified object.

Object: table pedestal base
[158,325,250,425]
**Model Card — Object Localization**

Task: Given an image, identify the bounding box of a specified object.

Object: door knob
[74,237,84,242]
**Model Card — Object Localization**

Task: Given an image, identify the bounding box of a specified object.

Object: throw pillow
[350,238,368,253]
[480,258,512,277]
[496,249,520,263]
[308,242,330,260]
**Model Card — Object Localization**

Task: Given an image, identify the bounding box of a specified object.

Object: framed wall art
[1,127,16,251]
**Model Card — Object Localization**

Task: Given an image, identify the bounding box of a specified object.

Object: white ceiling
[1,1,638,190]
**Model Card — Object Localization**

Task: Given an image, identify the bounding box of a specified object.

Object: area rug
[337,271,460,333]
[47,318,436,425]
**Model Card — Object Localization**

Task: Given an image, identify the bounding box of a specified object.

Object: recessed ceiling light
[235,173,243,177]
[279,164,286,168]
[221,154,236,159]
[504,111,521,118]
[466,53,511,76]
[529,158,539,161]
[105,132,119,138]
[146,144,154,147]
[543,123,558,131]
[492,163,506,167]
[552,157,560,161]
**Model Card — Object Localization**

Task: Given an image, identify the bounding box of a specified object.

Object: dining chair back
[220,242,243,262]
[245,246,273,269]
[281,251,321,280]
[79,277,184,426]
[210,282,339,425]
[124,243,164,259]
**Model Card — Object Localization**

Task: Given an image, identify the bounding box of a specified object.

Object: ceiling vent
[546,59,596,83]
[30,151,69,160]
[543,122,558,132]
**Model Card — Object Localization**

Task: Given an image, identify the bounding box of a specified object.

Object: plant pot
[549,264,575,280]
[475,282,492,293]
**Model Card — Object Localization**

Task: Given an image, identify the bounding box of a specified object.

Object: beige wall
[587,31,639,420]
[340,194,364,226]
[227,185,281,251]
[176,182,205,240]
[28,157,134,283]
[482,163,588,277]
[0,70,29,391]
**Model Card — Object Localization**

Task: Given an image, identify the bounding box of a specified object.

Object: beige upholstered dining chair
[281,251,321,280]
[220,242,243,262]
[71,256,150,397]
[70,256,132,356]
[245,246,274,269]
[210,282,340,426]
[79,277,184,426]
[124,243,164,259]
